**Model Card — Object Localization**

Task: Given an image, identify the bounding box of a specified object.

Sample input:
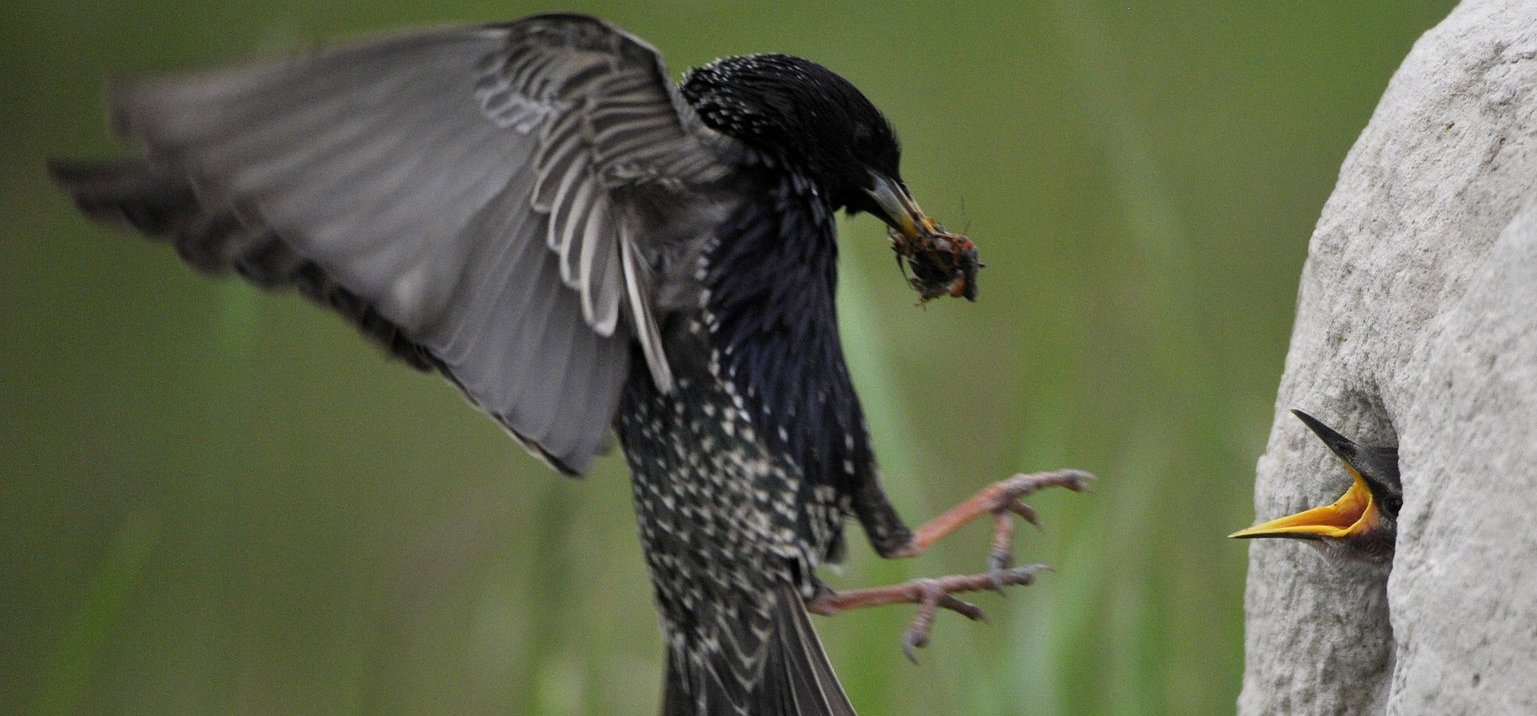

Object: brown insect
[889,220,982,303]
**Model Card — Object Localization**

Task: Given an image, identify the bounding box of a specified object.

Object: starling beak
[50,13,1080,716]
[1231,409,1402,563]
[866,173,930,239]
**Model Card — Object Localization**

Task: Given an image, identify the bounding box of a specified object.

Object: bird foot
[976,470,1091,593]
[807,564,1050,663]
[811,469,1092,661]
[896,469,1092,575]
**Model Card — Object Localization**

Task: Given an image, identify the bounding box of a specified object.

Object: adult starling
[1231,409,1402,564]
[51,14,1090,715]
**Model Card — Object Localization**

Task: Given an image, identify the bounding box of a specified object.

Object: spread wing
[53,14,740,474]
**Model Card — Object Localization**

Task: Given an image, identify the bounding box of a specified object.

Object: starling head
[1231,409,1402,564]
[682,54,901,210]
[682,53,978,300]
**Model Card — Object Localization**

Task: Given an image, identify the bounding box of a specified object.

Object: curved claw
[1008,499,1042,529]
[902,628,927,664]
[901,583,942,663]
[938,594,987,623]
[1003,564,1052,586]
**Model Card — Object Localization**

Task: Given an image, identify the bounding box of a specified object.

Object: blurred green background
[2,1,1455,714]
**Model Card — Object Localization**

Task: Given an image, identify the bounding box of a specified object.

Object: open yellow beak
[1230,467,1383,540]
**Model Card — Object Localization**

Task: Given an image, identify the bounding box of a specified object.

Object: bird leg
[811,469,1093,661]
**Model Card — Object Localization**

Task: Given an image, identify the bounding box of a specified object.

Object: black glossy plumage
[620,164,867,715]
[51,15,936,716]
[619,54,903,716]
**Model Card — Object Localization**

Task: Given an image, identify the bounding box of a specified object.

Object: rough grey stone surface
[1238,1,1537,714]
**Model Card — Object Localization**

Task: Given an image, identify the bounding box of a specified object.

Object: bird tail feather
[660,585,856,716]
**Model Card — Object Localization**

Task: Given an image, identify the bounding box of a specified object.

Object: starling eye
[852,123,884,156]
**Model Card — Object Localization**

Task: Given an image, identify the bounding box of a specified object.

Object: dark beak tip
[1290,408,1349,447]
[1289,408,1322,429]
